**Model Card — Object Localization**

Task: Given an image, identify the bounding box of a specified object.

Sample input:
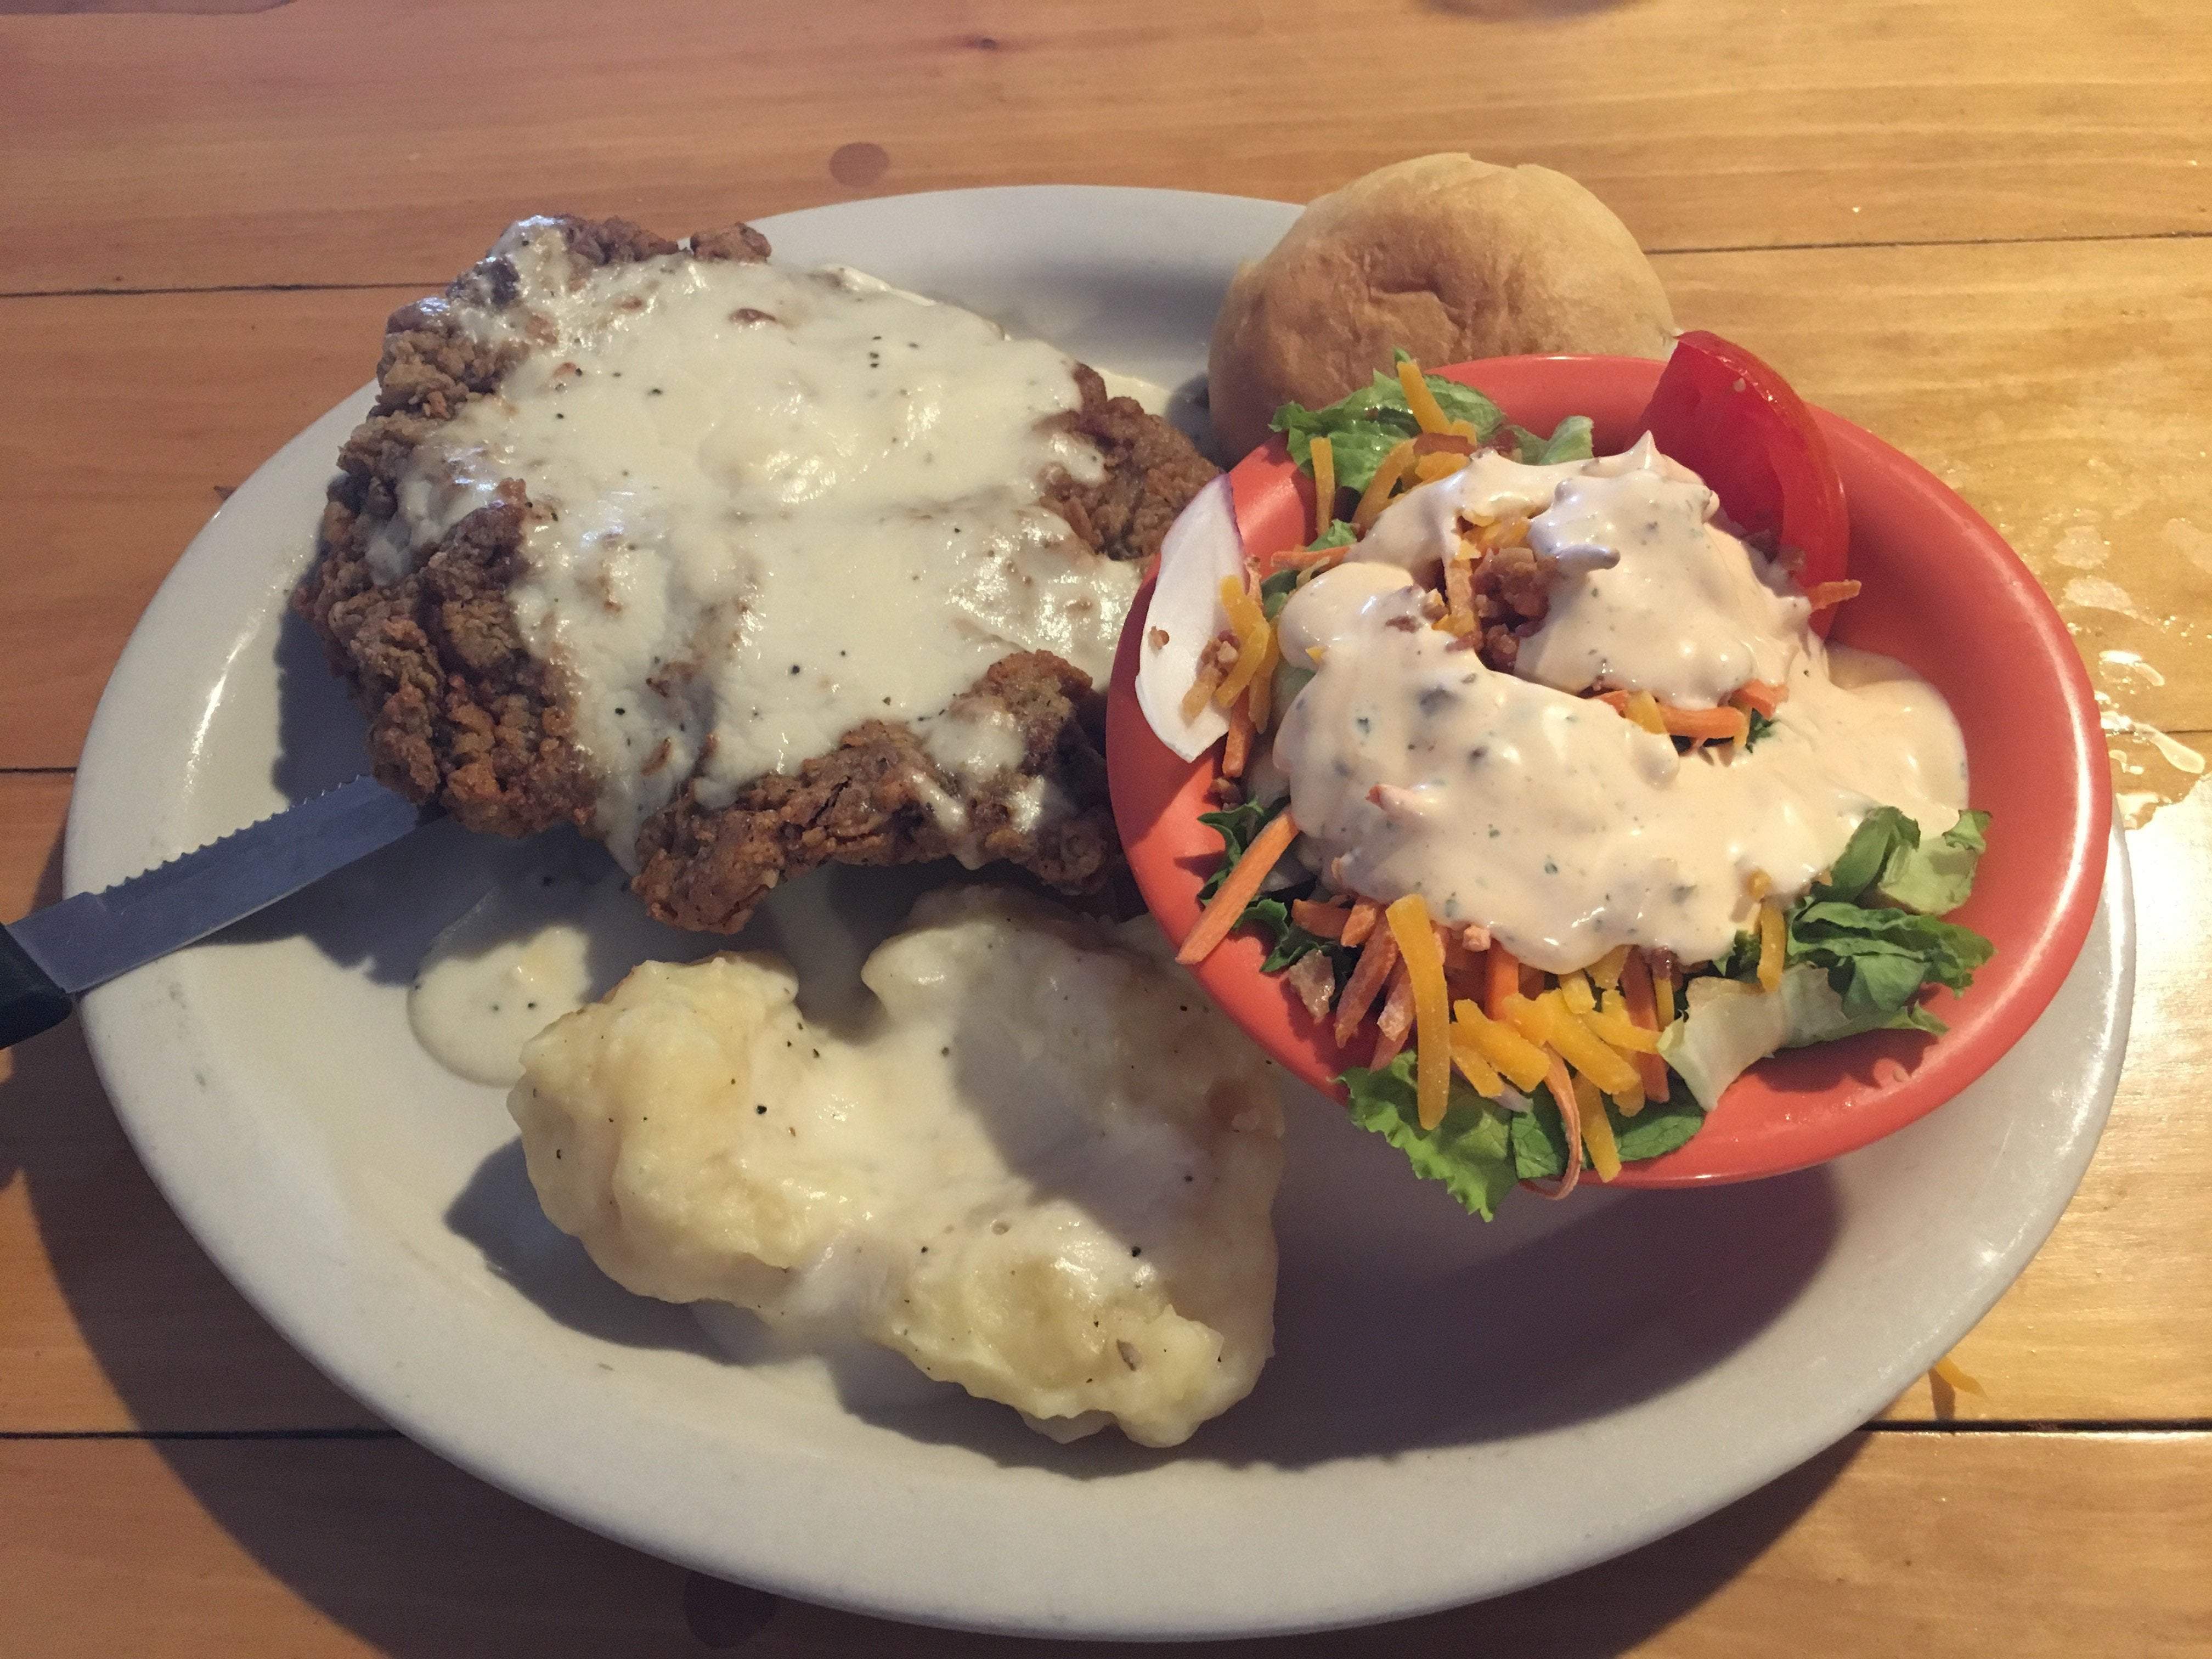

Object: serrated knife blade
[1,775,437,1047]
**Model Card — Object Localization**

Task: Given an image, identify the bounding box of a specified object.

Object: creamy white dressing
[409,852,721,1085]
[1271,552,1966,972]
[509,887,1284,1447]
[370,219,1142,865]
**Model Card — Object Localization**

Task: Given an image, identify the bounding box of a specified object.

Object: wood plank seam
[6,227,2211,302]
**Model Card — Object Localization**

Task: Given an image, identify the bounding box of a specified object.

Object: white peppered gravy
[1271,444,1968,973]
[366,219,1142,865]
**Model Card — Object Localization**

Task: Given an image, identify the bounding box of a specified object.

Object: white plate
[68,189,2131,1641]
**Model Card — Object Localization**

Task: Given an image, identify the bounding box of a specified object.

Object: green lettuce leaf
[1258,567,1300,619]
[1506,414,1596,465]
[1194,798,1336,972]
[1508,1082,1708,1178]
[1307,518,1359,550]
[1874,809,1991,915]
[1744,708,1776,749]
[1342,1056,1519,1220]
[1269,353,1507,490]
[1658,966,1946,1111]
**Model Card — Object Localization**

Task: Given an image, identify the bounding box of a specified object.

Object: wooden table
[3,2,2209,1651]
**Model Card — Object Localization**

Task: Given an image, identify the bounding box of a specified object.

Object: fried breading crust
[295,216,1215,929]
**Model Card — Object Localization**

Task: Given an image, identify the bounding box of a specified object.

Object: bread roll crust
[1208,155,1677,460]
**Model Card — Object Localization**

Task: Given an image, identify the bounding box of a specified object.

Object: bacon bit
[1410,431,1475,458]
[1443,551,1477,636]
[1180,638,1230,722]
[1462,923,1492,953]
[1804,579,1862,611]
[1340,898,1383,949]
[1310,436,1337,543]
[1147,627,1170,651]
[1207,776,1243,804]
[1525,1052,1583,1201]
[1333,927,1401,1045]
[1289,898,1351,939]
[1371,961,1417,1071]
[1438,926,1481,975]
[1352,439,1418,531]
[1222,697,1255,778]
[1484,943,1520,1020]
[1732,679,1786,719]
[1618,949,1672,1103]
[1176,809,1299,966]
[1285,952,1337,1019]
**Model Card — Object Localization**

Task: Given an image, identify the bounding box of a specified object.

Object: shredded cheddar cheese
[1310,436,1336,543]
[1396,359,1452,435]
[1573,1075,1622,1182]
[1352,439,1418,531]
[1757,900,1786,993]
[1212,577,1273,709]
[1385,894,1452,1131]
[1450,998,1551,1092]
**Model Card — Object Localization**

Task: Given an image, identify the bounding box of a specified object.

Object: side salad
[1153,338,1997,1215]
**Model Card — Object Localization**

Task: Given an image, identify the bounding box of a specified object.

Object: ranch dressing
[367,219,1141,865]
[1272,550,1966,972]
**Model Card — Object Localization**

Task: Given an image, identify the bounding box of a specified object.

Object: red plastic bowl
[1107,354,2111,1186]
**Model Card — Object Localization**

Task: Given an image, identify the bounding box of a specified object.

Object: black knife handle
[0,923,72,1049]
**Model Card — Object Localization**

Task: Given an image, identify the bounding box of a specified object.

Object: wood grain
[0,1431,2204,1656]
[4,236,2209,771]
[4,767,2207,1431]
[2,0,2209,295]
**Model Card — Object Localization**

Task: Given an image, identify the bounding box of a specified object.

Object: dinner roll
[1207,155,1677,460]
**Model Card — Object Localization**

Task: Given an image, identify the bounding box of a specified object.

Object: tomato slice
[1638,330,1850,634]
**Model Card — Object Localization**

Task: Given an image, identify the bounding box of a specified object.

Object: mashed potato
[510,886,1284,1447]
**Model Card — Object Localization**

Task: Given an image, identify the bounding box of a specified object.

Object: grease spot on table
[828,142,889,189]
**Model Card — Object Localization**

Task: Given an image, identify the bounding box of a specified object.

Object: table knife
[0,775,436,1049]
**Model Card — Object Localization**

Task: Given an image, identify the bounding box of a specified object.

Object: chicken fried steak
[297,216,1214,930]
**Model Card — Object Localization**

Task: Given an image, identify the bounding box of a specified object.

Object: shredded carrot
[1385,896,1452,1130]
[1352,439,1418,531]
[1175,809,1299,966]
[1732,679,1786,719]
[1310,436,1336,543]
[1221,696,1254,778]
[1450,998,1550,1092]
[1520,964,1546,998]
[1804,579,1862,611]
[1661,704,1751,744]
[1757,900,1786,993]
[1333,925,1401,1044]
[1618,949,1672,1103]
[1289,899,1351,939]
[1340,897,1383,949]
[1573,1075,1623,1182]
[1396,358,1452,435]
[1526,1053,1583,1201]
[1484,943,1520,1020]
